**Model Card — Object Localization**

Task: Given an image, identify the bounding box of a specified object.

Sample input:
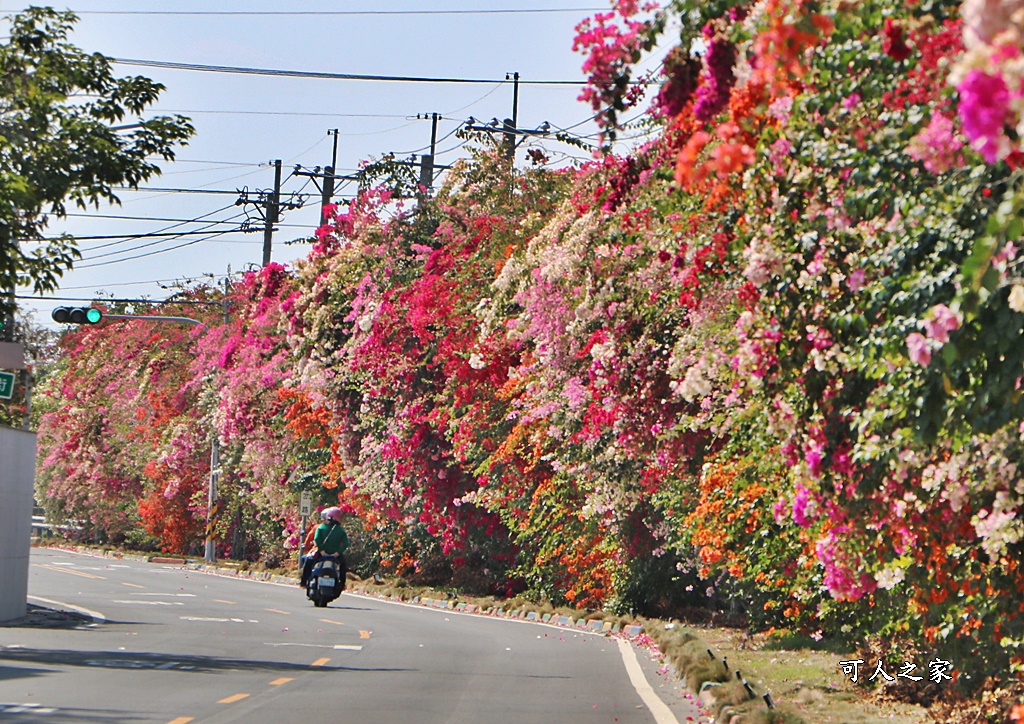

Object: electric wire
[62,212,309,229]
[112,58,596,86]
[51,278,196,291]
[75,227,241,269]
[77,211,248,262]
[157,109,413,119]
[391,122,463,156]
[45,203,238,253]
[442,82,507,115]
[70,8,605,16]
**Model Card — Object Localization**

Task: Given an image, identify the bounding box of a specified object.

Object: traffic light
[52,307,103,324]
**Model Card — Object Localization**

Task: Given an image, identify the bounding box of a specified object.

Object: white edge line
[27,596,107,624]
[617,637,680,724]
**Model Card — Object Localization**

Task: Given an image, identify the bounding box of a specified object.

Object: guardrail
[31,516,83,538]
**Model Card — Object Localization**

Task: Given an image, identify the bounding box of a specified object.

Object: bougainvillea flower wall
[35,0,1024,687]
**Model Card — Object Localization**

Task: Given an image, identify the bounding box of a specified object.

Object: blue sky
[6,2,671,328]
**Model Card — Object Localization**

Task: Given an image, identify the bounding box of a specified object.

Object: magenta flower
[693,34,736,121]
[957,69,1011,163]
[924,304,961,344]
[906,113,965,174]
[792,485,815,527]
[906,332,931,366]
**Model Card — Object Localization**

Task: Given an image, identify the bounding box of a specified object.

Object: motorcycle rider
[299,507,349,587]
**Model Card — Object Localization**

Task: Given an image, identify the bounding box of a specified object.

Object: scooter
[306,554,345,608]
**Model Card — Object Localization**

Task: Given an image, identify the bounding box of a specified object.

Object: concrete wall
[0,426,36,622]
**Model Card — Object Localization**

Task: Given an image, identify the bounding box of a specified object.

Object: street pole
[262,159,282,267]
[419,112,440,194]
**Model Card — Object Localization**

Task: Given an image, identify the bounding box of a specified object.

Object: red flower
[883,18,911,61]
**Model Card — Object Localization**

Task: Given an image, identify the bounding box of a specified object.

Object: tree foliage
[0,7,193,314]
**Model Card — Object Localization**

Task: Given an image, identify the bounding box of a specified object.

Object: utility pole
[262,159,282,266]
[236,160,305,263]
[505,71,520,160]
[418,112,440,194]
[465,71,550,165]
[322,130,339,225]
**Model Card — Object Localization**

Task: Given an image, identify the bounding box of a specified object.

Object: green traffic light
[86,308,102,324]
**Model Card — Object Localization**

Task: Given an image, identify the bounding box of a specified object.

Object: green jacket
[314,521,349,556]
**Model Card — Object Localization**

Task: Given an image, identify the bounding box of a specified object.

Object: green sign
[0,371,14,400]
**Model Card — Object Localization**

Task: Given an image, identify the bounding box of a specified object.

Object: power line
[113,186,243,194]
[63,212,311,229]
[16,294,224,306]
[77,212,246,262]
[72,8,605,16]
[29,229,243,243]
[72,204,238,253]
[51,278,194,291]
[75,228,239,268]
[158,109,415,119]
[113,58,588,86]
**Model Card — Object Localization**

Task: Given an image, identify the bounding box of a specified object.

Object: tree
[0,7,193,319]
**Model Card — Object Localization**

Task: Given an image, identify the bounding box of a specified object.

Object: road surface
[0,548,708,723]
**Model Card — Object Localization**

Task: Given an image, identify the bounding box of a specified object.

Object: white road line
[27,596,106,624]
[616,638,679,724]
[112,600,185,606]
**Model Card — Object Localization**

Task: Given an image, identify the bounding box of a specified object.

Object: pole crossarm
[100,313,206,327]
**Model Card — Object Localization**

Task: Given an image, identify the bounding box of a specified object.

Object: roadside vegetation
[26,1,1024,720]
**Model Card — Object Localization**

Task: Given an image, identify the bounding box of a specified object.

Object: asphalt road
[0,548,708,724]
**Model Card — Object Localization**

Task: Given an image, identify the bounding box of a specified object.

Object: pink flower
[768,96,793,123]
[906,332,931,366]
[957,69,1011,163]
[906,113,965,174]
[792,485,816,527]
[848,268,866,292]
[693,33,736,121]
[773,497,789,524]
[768,138,792,176]
[924,304,962,343]
[842,93,861,110]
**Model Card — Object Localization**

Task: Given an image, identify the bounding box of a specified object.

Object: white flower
[1009,284,1024,313]
[678,358,713,401]
[874,567,906,590]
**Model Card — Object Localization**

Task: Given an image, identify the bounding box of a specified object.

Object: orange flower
[711,140,755,180]
[675,131,711,189]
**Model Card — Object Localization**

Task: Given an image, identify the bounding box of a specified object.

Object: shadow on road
[0,703,150,723]
[0,664,52,681]
[0,646,413,675]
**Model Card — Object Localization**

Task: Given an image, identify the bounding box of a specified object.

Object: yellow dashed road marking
[269,677,294,686]
[121,582,145,589]
[166,718,194,724]
[319,618,344,625]
[35,564,106,580]
[311,657,331,667]
[264,608,290,614]
[213,599,236,604]
[359,630,372,639]
[217,693,250,704]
